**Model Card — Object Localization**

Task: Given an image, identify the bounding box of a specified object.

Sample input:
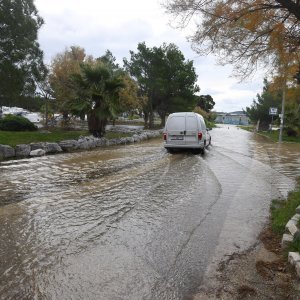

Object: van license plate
[171,136,183,140]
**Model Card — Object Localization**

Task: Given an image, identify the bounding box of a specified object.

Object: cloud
[35,0,264,112]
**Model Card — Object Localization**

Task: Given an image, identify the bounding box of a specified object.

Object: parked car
[163,112,211,154]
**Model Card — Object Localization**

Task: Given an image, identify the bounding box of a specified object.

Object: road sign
[269,107,278,115]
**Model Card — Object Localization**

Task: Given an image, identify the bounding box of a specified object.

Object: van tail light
[163,133,167,141]
[198,132,203,140]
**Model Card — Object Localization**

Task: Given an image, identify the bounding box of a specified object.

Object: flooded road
[0,125,299,299]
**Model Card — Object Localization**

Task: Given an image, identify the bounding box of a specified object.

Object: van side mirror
[207,128,211,131]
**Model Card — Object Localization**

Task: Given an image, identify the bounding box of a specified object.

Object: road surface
[0,125,298,299]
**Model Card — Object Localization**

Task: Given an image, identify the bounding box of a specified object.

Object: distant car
[163,112,211,154]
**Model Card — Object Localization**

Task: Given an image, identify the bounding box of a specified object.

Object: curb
[282,211,300,278]
[0,129,163,161]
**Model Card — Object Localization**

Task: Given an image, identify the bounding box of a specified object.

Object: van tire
[192,148,203,155]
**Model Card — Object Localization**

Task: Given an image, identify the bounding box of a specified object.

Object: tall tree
[124,42,199,127]
[164,0,300,79]
[196,95,215,112]
[70,62,124,137]
[50,46,86,118]
[117,74,146,115]
[0,0,46,106]
[246,79,282,129]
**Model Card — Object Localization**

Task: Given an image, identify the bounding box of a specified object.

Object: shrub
[0,114,38,131]
[285,127,298,137]
[271,189,300,235]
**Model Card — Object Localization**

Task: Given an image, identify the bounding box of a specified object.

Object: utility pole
[279,86,285,143]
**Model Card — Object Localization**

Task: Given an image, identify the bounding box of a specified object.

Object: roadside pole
[279,86,286,143]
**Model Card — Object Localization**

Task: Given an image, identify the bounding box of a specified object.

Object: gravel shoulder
[193,226,300,299]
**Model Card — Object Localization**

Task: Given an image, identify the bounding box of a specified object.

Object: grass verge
[260,131,300,143]
[238,126,300,143]
[270,186,300,252]
[238,125,254,132]
[0,129,133,147]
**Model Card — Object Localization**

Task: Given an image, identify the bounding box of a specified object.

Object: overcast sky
[35,0,264,112]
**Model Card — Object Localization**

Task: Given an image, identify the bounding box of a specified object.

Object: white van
[163,112,211,153]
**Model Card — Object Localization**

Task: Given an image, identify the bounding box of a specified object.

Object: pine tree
[0,0,46,106]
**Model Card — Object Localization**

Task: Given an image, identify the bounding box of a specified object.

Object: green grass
[259,130,300,143]
[288,237,300,253]
[238,126,300,143]
[271,190,300,235]
[0,129,90,147]
[238,125,255,132]
[104,132,133,139]
[0,129,133,147]
[271,188,300,252]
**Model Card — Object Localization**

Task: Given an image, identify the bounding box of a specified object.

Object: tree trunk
[45,98,48,129]
[87,109,107,137]
[149,111,154,129]
[144,111,149,128]
[79,112,85,121]
[63,111,68,120]
[160,114,166,127]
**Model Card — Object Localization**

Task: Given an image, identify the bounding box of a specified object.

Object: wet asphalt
[0,125,299,299]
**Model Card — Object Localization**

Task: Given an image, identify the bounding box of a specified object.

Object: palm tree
[71,62,124,137]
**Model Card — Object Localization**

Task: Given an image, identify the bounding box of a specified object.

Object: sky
[35,0,265,112]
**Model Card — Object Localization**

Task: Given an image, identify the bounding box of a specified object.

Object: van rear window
[167,116,185,130]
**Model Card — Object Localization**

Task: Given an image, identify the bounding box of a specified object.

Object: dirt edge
[192,225,300,299]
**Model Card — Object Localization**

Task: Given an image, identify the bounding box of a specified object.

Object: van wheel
[166,148,174,154]
[192,149,202,155]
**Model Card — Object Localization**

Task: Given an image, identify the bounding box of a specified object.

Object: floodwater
[0,125,299,299]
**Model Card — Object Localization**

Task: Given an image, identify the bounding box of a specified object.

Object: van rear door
[166,115,185,145]
[185,115,198,145]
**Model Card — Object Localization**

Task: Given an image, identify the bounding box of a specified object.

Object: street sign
[269,107,278,115]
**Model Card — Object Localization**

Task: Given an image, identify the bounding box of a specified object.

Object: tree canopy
[50,46,86,118]
[124,42,199,127]
[246,78,299,134]
[164,0,300,79]
[0,0,46,106]
[246,79,281,129]
[70,61,124,137]
[195,95,215,112]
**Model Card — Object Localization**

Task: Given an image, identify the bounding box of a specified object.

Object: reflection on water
[0,127,299,299]
[211,125,299,195]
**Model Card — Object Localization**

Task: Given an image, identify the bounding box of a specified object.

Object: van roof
[168,112,203,118]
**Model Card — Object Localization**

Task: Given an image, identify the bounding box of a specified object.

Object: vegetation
[239,125,300,143]
[50,46,87,119]
[246,80,282,130]
[124,42,199,128]
[259,130,300,143]
[164,0,300,80]
[193,107,216,129]
[195,95,215,112]
[0,129,87,147]
[49,48,144,136]
[70,62,125,137]
[0,129,133,148]
[271,187,300,252]
[0,115,37,131]
[0,0,46,107]
[245,79,300,135]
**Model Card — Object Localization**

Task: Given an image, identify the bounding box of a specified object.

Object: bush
[0,114,38,131]
[285,127,298,137]
[271,189,300,235]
